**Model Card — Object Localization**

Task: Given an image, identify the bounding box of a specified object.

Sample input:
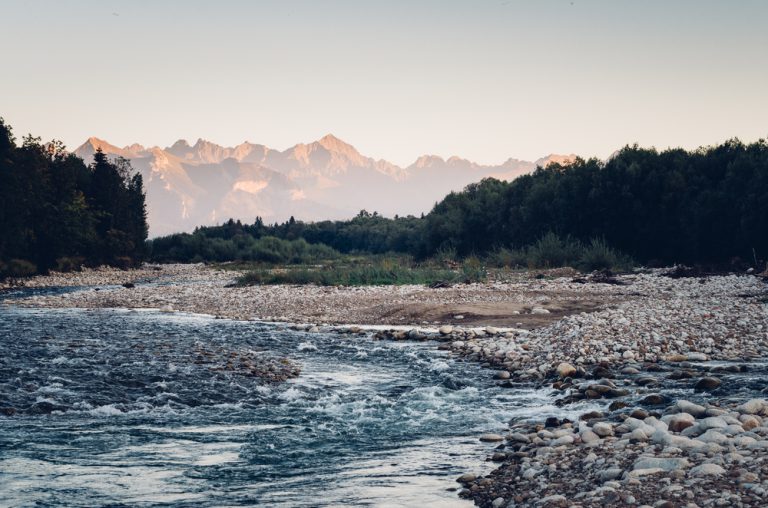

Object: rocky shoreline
[371,272,768,507]
[3,264,768,506]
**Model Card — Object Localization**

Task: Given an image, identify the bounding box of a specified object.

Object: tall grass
[486,233,632,271]
[237,257,486,287]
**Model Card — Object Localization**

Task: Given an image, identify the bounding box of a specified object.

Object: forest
[0,119,148,278]
[149,139,768,270]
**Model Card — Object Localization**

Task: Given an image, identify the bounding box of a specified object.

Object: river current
[0,291,600,507]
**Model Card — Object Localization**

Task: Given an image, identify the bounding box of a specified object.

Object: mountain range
[73,135,575,237]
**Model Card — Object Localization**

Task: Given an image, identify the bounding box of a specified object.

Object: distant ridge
[74,135,575,236]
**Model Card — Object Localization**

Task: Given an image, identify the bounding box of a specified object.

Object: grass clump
[237,257,486,287]
[486,233,633,271]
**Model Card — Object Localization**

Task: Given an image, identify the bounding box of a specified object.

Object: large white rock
[592,422,614,437]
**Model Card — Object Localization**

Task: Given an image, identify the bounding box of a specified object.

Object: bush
[113,256,135,270]
[7,259,38,277]
[527,232,583,268]
[487,247,528,268]
[460,256,486,282]
[578,238,632,271]
[55,257,86,272]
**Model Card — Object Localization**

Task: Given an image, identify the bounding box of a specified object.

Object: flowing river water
[5,286,764,507]
[0,286,604,507]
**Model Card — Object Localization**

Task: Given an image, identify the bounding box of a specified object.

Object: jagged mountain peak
[316,133,355,152]
[410,155,446,169]
[81,136,120,152]
[169,139,191,149]
[86,136,107,145]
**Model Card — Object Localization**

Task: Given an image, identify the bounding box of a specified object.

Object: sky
[1,0,767,166]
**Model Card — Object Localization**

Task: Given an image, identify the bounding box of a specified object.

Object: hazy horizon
[2,0,767,166]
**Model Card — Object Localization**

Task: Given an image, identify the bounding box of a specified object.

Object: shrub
[460,256,486,282]
[435,245,458,265]
[55,257,85,272]
[577,238,630,271]
[7,259,38,277]
[113,256,135,270]
[487,247,528,268]
[527,232,583,268]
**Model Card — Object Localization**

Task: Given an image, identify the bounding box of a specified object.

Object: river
[0,291,605,507]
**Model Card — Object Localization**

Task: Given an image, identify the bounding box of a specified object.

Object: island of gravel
[3,263,768,507]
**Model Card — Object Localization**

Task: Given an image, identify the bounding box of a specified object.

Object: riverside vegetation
[0,119,148,279]
[147,137,768,283]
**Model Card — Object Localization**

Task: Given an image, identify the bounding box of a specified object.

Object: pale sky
[1,0,767,166]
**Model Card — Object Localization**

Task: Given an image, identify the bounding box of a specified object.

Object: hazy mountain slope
[73,136,574,236]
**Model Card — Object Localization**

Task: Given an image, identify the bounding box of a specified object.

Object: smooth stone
[538,495,566,504]
[633,457,690,471]
[507,432,530,443]
[639,393,669,406]
[456,473,477,483]
[740,415,760,430]
[592,422,614,437]
[479,433,504,442]
[627,467,665,477]
[556,362,577,378]
[673,400,707,418]
[699,416,728,431]
[694,377,722,391]
[580,410,605,421]
[738,399,767,415]
[439,325,454,335]
[667,413,696,433]
[599,468,624,481]
[551,435,574,446]
[608,401,628,411]
[696,429,729,444]
[581,430,601,444]
[689,463,726,476]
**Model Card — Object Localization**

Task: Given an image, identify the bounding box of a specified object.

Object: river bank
[3,263,629,328]
[3,264,768,506]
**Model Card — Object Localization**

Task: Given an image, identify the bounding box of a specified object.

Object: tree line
[0,119,148,278]
[149,138,768,269]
